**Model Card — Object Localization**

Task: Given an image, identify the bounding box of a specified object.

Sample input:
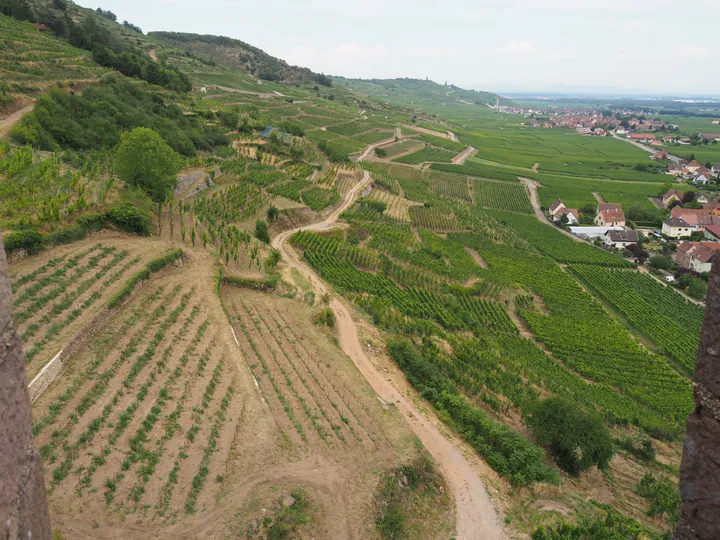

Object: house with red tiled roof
[686,160,701,172]
[548,199,566,218]
[671,207,720,233]
[675,241,720,273]
[662,189,685,207]
[594,203,625,226]
[555,207,580,225]
[705,224,720,241]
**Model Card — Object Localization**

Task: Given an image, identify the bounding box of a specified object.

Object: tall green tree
[115,127,181,233]
[526,397,615,476]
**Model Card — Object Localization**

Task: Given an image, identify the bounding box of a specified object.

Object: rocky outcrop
[676,258,720,539]
[0,236,52,540]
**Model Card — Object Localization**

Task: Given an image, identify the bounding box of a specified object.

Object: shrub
[106,204,151,235]
[375,147,388,158]
[617,436,656,462]
[635,473,680,524]
[313,307,335,328]
[3,228,43,254]
[76,213,106,232]
[526,397,615,476]
[532,509,657,539]
[255,219,270,243]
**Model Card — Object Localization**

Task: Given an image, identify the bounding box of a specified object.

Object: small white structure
[569,226,624,240]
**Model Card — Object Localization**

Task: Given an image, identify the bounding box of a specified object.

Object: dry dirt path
[0,104,33,137]
[532,162,539,173]
[592,192,605,204]
[520,177,586,241]
[452,146,477,165]
[148,48,158,62]
[356,133,400,162]
[448,130,460,142]
[272,172,506,540]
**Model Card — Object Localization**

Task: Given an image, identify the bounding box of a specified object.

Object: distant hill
[334,77,507,110]
[148,32,332,86]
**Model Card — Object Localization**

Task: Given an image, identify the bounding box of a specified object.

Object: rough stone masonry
[0,236,52,540]
[676,256,720,540]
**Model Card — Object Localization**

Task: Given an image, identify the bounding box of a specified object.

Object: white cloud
[675,45,710,58]
[287,46,317,65]
[334,43,386,59]
[497,40,536,55]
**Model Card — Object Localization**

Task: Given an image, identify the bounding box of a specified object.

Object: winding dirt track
[272,171,505,540]
[0,104,33,137]
[452,146,477,165]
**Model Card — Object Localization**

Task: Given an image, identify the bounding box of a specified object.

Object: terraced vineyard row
[12,242,149,378]
[569,264,704,374]
[32,284,240,521]
[409,206,462,231]
[226,291,382,447]
[393,145,457,165]
[473,178,533,214]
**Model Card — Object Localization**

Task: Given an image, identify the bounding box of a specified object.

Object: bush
[635,474,680,524]
[532,508,658,539]
[617,436,656,462]
[313,307,336,328]
[255,219,270,243]
[526,397,615,475]
[3,228,43,254]
[375,147,388,158]
[106,204,151,235]
[76,213,106,232]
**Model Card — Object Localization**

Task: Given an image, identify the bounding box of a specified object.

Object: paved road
[612,131,681,164]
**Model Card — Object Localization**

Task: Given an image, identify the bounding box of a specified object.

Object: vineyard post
[0,235,53,539]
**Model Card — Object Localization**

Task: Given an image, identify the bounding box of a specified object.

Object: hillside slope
[149,31,332,85]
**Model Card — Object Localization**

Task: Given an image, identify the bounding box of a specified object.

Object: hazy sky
[76,0,719,95]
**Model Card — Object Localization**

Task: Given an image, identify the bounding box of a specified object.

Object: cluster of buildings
[675,237,720,274]
[665,161,720,184]
[549,195,720,271]
[662,205,720,238]
[549,200,639,248]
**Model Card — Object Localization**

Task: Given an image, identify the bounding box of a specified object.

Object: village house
[662,217,693,238]
[675,241,720,273]
[555,207,580,225]
[671,207,720,233]
[686,160,701,173]
[594,203,626,227]
[663,136,676,143]
[678,138,692,145]
[705,224,720,241]
[652,150,668,160]
[697,193,710,204]
[666,163,684,176]
[650,140,664,147]
[662,189,685,207]
[604,227,639,249]
[629,133,656,142]
[548,199,567,219]
[700,133,720,142]
[693,170,712,185]
[712,163,720,175]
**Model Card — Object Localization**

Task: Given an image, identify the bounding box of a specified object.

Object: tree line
[0,0,191,92]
